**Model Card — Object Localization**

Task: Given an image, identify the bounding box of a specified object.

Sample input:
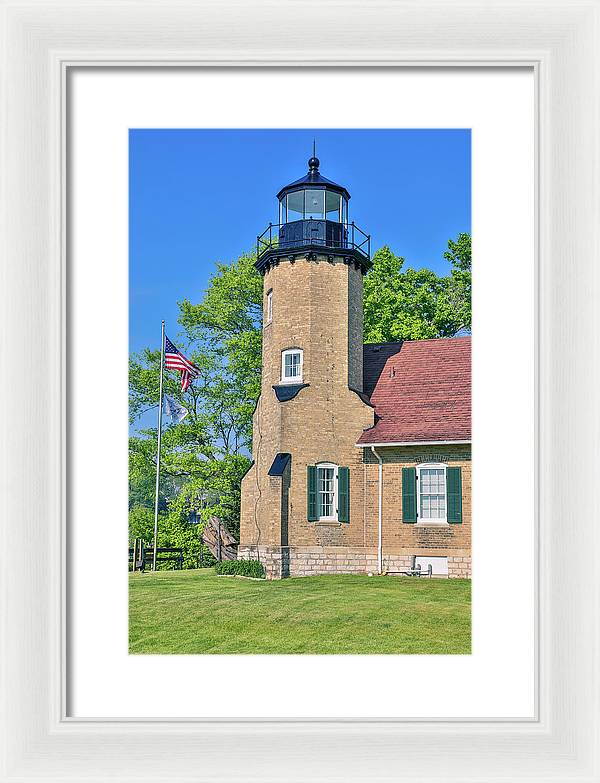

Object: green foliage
[128,507,155,544]
[443,232,472,334]
[444,232,471,271]
[198,545,218,568]
[129,251,260,567]
[215,559,265,579]
[363,233,471,342]
[128,508,199,569]
[128,435,174,511]
[178,250,263,440]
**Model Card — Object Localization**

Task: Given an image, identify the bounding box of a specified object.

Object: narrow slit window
[266,290,273,324]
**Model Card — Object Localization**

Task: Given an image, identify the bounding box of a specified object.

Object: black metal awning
[272,383,310,402]
[268,453,291,477]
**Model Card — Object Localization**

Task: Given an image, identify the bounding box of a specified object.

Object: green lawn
[129,569,471,654]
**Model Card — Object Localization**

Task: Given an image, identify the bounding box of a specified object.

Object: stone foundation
[448,556,471,579]
[238,546,471,580]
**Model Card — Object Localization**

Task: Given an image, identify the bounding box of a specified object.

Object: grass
[129,568,471,654]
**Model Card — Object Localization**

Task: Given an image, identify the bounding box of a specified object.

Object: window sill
[416,521,450,527]
[279,378,303,385]
[314,519,341,527]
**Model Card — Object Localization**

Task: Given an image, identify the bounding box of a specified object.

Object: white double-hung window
[281,348,303,383]
[417,463,447,524]
[307,463,350,523]
[317,463,337,520]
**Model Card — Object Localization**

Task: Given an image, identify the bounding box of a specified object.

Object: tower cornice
[255,247,372,276]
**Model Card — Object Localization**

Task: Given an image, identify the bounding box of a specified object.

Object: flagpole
[152,319,165,572]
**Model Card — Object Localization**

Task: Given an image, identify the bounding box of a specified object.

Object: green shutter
[307,465,317,521]
[446,467,463,523]
[402,467,417,523]
[338,467,350,523]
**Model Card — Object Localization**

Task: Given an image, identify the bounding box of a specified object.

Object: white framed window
[417,463,448,524]
[281,348,303,384]
[317,463,338,521]
[266,289,273,324]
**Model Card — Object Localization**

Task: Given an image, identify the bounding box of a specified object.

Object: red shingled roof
[357,337,471,445]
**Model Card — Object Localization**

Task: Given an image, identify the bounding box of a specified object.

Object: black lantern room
[255,152,371,275]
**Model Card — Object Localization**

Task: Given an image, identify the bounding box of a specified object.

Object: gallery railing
[257,219,370,263]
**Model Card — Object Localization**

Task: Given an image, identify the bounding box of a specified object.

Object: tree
[128,507,155,544]
[363,233,471,342]
[443,232,471,334]
[128,252,261,555]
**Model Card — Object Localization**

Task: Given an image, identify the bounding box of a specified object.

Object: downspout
[370,446,383,574]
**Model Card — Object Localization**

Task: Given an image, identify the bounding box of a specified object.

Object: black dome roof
[276,156,350,201]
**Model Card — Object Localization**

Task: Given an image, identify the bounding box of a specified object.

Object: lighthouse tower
[239,153,374,578]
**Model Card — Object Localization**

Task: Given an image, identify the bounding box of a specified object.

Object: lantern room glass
[286,190,304,222]
[304,190,325,219]
[280,189,347,224]
[326,190,342,221]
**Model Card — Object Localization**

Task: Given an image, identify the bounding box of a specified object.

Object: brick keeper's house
[239,154,471,579]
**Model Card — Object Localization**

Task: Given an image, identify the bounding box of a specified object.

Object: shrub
[215,559,265,579]
[198,544,217,569]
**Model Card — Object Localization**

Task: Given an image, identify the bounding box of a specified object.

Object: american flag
[164,336,200,392]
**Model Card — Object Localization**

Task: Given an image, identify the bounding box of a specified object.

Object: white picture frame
[1,1,598,780]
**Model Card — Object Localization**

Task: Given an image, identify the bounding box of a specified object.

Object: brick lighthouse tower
[239,151,374,578]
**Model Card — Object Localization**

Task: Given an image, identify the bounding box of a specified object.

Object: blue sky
[129,128,471,356]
